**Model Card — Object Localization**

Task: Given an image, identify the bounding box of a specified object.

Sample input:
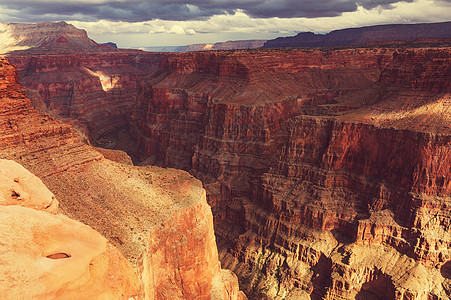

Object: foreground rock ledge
[0,158,246,299]
[0,205,142,299]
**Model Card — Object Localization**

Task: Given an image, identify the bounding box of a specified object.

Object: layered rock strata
[128,47,451,299]
[6,52,157,141]
[4,31,450,298]
[0,21,113,54]
[263,21,451,48]
[0,57,244,299]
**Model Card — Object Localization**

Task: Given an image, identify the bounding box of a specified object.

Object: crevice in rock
[46,252,71,259]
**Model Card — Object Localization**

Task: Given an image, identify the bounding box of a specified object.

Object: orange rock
[139,186,246,300]
[0,205,142,299]
[0,159,58,213]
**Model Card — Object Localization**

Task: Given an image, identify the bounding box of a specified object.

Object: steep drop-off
[4,31,451,298]
[6,51,159,142]
[128,47,451,299]
[0,159,142,299]
[0,57,245,299]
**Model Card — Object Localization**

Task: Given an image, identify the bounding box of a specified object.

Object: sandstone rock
[0,21,110,54]
[0,205,142,299]
[139,190,244,300]
[0,57,103,179]
[211,269,248,300]
[7,52,151,140]
[127,47,450,299]
[0,159,58,213]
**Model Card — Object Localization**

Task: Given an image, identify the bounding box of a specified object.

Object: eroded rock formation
[0,159,142,299]
[0,56,244,299]
[0,21,114,54]
[6,52,156,141]
[3,22,450,299]
[0,205,142,299]
[127,47,450,299]
[0,159,58,212]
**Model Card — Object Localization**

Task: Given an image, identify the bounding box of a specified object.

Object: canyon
[2,21,451,299]
[0,57,245,299]
[128,47,451,299]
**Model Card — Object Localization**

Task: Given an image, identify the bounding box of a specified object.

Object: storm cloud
[0,0,418,22]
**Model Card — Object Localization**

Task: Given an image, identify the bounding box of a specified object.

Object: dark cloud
[0,0,415,22]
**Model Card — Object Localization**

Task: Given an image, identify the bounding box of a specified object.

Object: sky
[0,0,450,47]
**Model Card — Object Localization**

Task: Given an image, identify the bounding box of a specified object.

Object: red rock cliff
[6,51,159,140]
[0,57,245,299]
[4,39,450,299]
[129,47,451,299]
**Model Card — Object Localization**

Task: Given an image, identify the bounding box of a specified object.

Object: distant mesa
[0,21,118,54]
[144,39,267,52]
[263,21,451,48]
[140,21,451,52]
[101,42,118,49]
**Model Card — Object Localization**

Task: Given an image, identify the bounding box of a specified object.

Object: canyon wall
[128,47,451,299]
[5,37,450,298]
[0,57,244,299]
[6,51,160,140]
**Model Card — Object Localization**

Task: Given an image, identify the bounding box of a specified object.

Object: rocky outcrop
[0,159,58,213]
[140,186,245,300]
[129,47,451,298]
[0,159,142,299]
[263,21,451,48]
[0,57,245,298]
[0,205,142,299]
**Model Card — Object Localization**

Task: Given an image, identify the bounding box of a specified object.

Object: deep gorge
[5,45,451,299]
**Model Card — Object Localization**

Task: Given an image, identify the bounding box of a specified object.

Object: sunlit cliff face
[95,71,119,92]
[0,23,30,54]
[84,67,119,91]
